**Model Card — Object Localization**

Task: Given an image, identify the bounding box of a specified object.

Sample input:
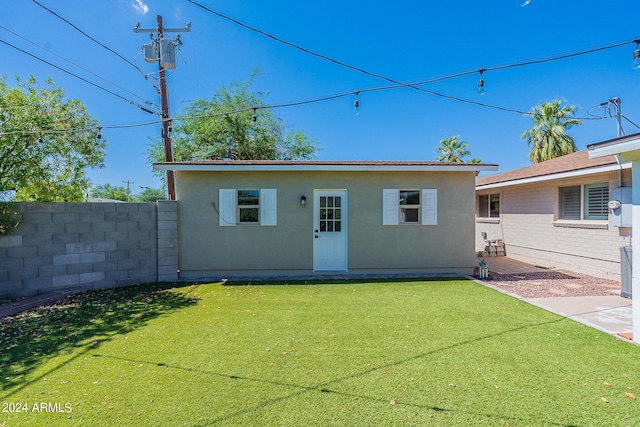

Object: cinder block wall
[0,201,178,299]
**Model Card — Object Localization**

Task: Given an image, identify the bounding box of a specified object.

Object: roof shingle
[475,150,618,187]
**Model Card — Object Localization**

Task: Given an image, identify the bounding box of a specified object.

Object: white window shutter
[260,189,277,226]
[382,189,399,225]
[219,189,236,226]
[421,189,437,225]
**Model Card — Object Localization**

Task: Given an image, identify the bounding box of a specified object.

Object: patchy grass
[0,279,638,426]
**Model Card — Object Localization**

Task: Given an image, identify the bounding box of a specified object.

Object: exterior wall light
[300,195,307,207]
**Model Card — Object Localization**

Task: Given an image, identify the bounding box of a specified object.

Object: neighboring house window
[584,183,609,220]
[383,189,437,225]
[478,194,500,218]
[219,188,277,226]
[559,183,609,220]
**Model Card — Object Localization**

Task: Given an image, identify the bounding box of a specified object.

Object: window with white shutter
[218,188,277,226]
[382,188,437,225]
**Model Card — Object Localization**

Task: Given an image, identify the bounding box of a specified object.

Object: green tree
[0,77,105,201]
[521,99,582,163]
[435,136,481,163]
[89,184,132,202]
[0,202,20,236]
[148,72,319,164]
[134,187,166,202]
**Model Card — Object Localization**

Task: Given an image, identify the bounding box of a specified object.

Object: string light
[633,40,640,69]
[477,69,486,96]
[353,92,360,115]
[252,107,257,122]
[187,0,638,118]
[97,126,102,139]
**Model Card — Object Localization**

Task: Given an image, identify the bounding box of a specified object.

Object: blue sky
[3,0,640,192]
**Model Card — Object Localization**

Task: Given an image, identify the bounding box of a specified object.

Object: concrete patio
[477,256,634,341]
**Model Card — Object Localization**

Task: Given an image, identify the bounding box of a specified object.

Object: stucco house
[475,150,632,280]
[154,160,497,279]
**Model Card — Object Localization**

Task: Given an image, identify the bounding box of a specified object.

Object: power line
[186,0,637,118]
[0,39,157,114]
[3,91,623,139]
[0,25,157,109]
[0,120,161,137]
[622,114,640,131]
[186,0,508,110]
[31,0,149,80]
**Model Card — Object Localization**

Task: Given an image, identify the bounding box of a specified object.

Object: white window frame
[237,189,260,224]
[383,189,437,225]
[219,188,277,226]
[557,183,609,221]
[478,193,500,219]
[399,189,421,224]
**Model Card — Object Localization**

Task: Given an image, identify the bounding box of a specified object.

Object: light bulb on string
[477,69,486,96]
[353,92,360,115]
[97,126,102,139]
[633,41,640,69]
[252,108,257,122]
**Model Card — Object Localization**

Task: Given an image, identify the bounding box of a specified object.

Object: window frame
[399,189,421,224]
[236,189,260,224]
[219,188,277,227]
[478,193,500,219]
[557,182,609,221]
[584,183,609,220]
[382,189,437,226]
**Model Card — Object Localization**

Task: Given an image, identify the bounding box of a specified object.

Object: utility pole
[134,16,191,201]
[610,97,624,137]
[122,180,134,193]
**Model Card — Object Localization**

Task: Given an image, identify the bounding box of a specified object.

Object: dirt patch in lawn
[487,270,621,298]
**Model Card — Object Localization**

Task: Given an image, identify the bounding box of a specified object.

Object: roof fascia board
[476,163,630,190]
[153,163,499,173]
[588,139,640,159]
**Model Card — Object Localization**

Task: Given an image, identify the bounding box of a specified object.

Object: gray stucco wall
[0,201,178,299]
[175,169,476,278]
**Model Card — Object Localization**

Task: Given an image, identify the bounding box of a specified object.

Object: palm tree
[435,136,481,163]
[521,99,582,163]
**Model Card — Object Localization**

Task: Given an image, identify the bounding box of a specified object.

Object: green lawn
[0,279,639,426]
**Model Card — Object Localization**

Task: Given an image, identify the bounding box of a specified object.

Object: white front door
[313,190,347,271]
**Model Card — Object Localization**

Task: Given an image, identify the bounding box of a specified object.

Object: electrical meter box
[611,187,632,227]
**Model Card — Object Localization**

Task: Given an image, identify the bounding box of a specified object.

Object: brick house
[475,150,632,280]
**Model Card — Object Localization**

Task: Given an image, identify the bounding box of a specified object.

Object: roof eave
[476,162,630,190]
[153,162,499,173]
[588,133,640,161]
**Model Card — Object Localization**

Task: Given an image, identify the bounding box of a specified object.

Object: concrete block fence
[0,201,178,299]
